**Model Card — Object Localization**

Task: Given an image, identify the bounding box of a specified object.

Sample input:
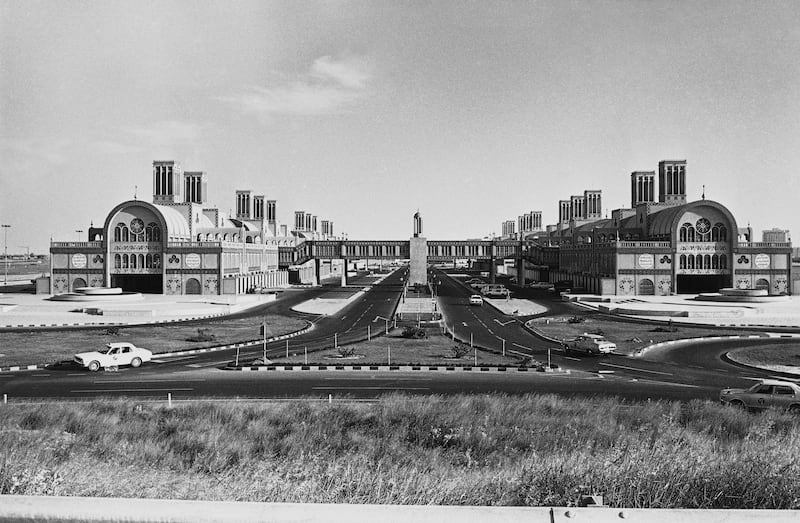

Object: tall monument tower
[409,211,427,285]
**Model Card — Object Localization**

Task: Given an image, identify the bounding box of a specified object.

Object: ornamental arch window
[114,254,121,268]
[145,254,153,268]
[679,254,687,269]
[687,255,695,269]
[679,223,695,242]
[121,254,129,269]
[719,255,727,269]
[712,255,719,269]
[712,223,727,242]
[114,223,129,242]
[704,255,711,268]
[146,223,161,242]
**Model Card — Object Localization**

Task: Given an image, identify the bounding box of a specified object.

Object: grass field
[272,327,524,367]
[0,315,309,367]
[727,344,800,371]
[530,315,765,355]
[1,394,799,508]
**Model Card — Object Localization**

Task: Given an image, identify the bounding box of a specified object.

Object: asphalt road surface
[1,267,797,403]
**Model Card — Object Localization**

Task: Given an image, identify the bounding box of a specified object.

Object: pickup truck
[562,334,616,355]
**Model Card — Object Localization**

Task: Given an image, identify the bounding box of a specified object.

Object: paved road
[1,267,796,402]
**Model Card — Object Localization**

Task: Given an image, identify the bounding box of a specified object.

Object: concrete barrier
[0,496,797,522]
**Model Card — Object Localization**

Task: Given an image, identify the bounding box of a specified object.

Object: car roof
[106,342,134,349]
[755,379,800,387]
[581,334,605,339]
[470,294,482,298]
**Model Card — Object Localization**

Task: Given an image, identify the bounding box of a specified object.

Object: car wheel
[131,357,142,368]
[789,404,800,413]
[729,399,745,408]
[88,360,101,372]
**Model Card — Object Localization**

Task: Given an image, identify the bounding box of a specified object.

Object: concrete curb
[0,321,315,373]
[226,363,569,374]
[5,495,798,523]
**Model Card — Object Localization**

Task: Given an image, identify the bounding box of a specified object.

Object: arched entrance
[72,278,87,291]
[755,278,769,291]
[185,278,202,295]
[638,278,655,295]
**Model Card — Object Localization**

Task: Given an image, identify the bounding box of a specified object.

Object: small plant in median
[186,328,215,342]
[401,326,427,339]
[450,342,470,359]
[337,346,355,358]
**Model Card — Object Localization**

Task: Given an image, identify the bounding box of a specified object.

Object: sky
[2,0,800,254]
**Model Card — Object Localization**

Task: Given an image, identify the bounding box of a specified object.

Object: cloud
[222,56,371,117]
[0,137,69,165]
[311,55,370,89]
[125,120,206,144]
[92,140,142,155]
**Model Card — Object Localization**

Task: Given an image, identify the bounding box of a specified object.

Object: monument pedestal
[409,236,427,286]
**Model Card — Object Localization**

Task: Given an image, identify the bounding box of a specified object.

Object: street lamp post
[1,224,10,287]
[75,230,84,242]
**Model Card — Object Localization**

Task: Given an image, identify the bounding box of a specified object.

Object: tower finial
[134,185,138,200]
[702,184,705,200]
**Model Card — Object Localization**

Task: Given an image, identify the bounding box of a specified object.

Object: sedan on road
[720,379,800,411]
[74,342,153,372]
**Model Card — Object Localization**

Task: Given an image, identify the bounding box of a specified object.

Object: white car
[469,294,484,306]
[720,379,800,412]
[563,334,617,355]
[74,342,153,371]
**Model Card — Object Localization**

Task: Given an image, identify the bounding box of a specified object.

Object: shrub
[450,343,470,358]
[401,326,427,339]
[186,328,215,342]
[337,346,355,357]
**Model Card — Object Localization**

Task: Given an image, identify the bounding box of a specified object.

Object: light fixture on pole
[75,229,84,242]
[1,224,10,287]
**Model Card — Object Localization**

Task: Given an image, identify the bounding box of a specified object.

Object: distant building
[763,228,790,243]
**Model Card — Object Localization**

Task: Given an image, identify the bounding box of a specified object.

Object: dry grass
[1,395,799,508]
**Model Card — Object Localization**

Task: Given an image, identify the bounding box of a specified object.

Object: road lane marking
[185,362,226,368]
[322,377,434,382]
[312,386,430,391]
[598,363,673,376]
[93,379,206,383]
[633,378,701,389]
[494,319,515,326]
[563,356,581,361]
[71,388,195,393]
[512,343,534,351]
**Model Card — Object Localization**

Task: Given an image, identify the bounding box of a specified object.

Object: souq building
[523,160,792,296]
[49,161,307,295]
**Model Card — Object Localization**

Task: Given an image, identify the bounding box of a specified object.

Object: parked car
[74,342,153,372]
[720,379,800,411]
[469,294,484,306]
[562,334,616,355]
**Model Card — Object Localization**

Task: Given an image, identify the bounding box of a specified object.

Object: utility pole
[1,225,10,287]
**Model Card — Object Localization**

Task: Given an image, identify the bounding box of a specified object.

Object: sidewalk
[0,292,276,328]
[563,293,800,329]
